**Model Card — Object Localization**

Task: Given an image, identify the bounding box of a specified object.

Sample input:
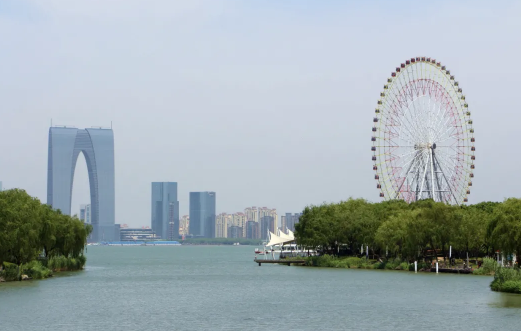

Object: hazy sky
[1,0,520,227]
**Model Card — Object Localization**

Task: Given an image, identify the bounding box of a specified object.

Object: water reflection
[491,293,521,308]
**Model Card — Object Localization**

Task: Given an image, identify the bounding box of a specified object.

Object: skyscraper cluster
[46,125,298,242]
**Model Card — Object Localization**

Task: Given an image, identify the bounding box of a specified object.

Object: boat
[233,242,240,246]
[254,248,265,255]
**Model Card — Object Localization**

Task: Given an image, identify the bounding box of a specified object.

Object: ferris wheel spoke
[433,152,461,205]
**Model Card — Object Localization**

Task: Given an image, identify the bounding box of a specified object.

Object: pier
[254,258,306,266]
[430,267,473,274]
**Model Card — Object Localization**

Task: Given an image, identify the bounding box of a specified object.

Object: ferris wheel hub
[414,143,435,150]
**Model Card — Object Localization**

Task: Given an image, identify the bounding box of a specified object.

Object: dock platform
[430,267,473,274]
[254,258,306,266]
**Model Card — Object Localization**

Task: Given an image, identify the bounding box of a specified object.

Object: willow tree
[0,189,42,279]
[488,198,521,260]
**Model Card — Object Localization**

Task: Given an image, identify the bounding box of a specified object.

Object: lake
[1,246,521,330]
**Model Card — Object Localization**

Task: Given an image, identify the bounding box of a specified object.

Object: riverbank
[0,256,87,282]
[295,255,521,294]
[297,255,501,275]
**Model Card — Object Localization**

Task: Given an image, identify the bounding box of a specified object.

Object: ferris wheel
[371,57,475,204]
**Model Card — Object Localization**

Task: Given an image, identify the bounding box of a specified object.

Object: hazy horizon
[1,0,520,227]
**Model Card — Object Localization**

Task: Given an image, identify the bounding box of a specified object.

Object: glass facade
[47,127,115,242]
[189,192,216,238]
[151,182,179,240]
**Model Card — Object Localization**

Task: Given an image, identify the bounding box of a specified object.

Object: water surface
[1,246,520,330]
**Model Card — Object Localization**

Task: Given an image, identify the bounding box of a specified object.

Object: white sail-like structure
[266,230,295,247]
[278,229,293,241]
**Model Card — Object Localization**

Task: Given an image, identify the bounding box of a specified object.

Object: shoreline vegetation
[0,189,91,282]
[294,198,521,294]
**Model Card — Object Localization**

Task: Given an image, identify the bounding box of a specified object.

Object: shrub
[0,262,20,281]
[345,257,363,268]
[22,261,52,279]
[474,257,498,275]
[398,262,410,271]
[48,255,87,272]
[497,280,521,294]
[490,264,521,293]
[48,256,68,271]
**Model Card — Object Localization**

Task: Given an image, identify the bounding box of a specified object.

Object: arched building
[47,126,116,242]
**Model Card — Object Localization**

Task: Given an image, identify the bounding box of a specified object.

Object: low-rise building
[120,227,158,241]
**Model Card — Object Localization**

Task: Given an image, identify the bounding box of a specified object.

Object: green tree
[0,189,42,279]
[488,198,521,259]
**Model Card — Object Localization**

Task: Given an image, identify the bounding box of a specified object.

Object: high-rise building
[79,204,91,224]
[228,225,243,239]
[268,209,278,232]
[246,220,260,239]
[189,192,216,238]
[215,213,231,238]
[244,207,258,223]
[47,126,115,242]
[258,207,270,221]
[260,216,275,240]
[280,215,286,232]
[258,207,277,236]
[0,181,3,191]
[179,215,190,236]
[151,182,179,240]
[285,213,302,232]
[85,204,91,224]
[80,204,86,222]
[230,212,247,237]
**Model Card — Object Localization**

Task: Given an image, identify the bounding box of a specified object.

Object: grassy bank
[0,256,87,282]
[300,255,502,274]
[303,255,410,270]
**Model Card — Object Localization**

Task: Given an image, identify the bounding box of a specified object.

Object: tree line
[295,198,521,262]
[0,189,92,270]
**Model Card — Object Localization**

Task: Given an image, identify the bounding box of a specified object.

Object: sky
[0,0,520,227]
